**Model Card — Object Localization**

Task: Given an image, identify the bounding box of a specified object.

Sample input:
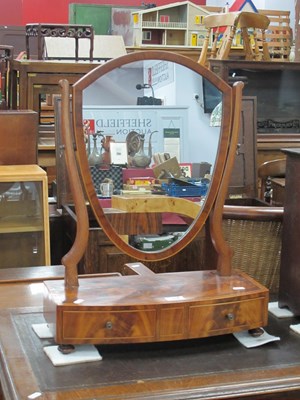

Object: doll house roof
[229,0,258,13]
[133,1,210,16]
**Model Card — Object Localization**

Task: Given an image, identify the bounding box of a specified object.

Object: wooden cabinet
[63,205,207,275]
[62,205,130,274]
[228,96,257,197]
[0,110,38,165]
[279,149,300,314]
[209,60,300,167]
[11,60,100,187]
[0,165,50,268]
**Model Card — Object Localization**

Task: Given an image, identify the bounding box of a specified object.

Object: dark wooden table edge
[0,305,300,399]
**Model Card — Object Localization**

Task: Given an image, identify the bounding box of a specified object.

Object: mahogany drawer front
[159,306,185,339]
[188,296,267,338]
[61,309,156,342]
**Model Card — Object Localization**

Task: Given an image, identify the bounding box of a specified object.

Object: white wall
[83,62,221,166]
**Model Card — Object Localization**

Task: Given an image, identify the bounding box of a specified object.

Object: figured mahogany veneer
[43,51,269,346]
[44,264,268,344]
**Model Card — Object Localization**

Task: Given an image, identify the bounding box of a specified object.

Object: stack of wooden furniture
[258,9,292,61]
[200,7,292,63]
[198,11,271,66]
[25,23,94,61]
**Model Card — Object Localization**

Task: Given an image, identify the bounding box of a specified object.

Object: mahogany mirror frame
[45,56,266,350]
[71,50,234,262]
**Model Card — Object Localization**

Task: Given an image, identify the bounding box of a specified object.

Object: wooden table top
[209,59,300,71]
[0,266,300,400]
[12,59,102,73]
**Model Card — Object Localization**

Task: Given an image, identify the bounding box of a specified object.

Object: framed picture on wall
[110,142,128,165]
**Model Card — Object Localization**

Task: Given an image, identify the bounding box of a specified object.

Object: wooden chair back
[198,11,270,66]
[25,24,94,61]
[198,12,240,66]
[258,158,286,200]
[238,12,270,61]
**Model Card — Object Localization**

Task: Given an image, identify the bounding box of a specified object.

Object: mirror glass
[72,52,231,261]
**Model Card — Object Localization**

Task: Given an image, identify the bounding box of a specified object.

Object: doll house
[132,1,210,47]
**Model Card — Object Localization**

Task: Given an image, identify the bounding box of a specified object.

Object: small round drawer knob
[226,313,235,321]
[105,321,113,329]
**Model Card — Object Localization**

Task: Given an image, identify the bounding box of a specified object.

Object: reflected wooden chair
[198,11,270,66]
[258,158,286,202]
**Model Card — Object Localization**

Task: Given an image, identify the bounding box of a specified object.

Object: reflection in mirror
[72,52,232,262]
[78,59,223,254]
[82,60,221,168]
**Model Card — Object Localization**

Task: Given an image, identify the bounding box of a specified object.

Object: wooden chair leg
[198,32,210,65]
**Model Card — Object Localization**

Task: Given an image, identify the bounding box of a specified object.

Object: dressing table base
[43,267,268,345]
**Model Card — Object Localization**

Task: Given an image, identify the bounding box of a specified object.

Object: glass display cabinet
[0,165,50,268]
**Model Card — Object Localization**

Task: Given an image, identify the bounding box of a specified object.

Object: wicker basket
[222,205,283,295]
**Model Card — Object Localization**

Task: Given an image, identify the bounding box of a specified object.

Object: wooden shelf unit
[0,165,50,268]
